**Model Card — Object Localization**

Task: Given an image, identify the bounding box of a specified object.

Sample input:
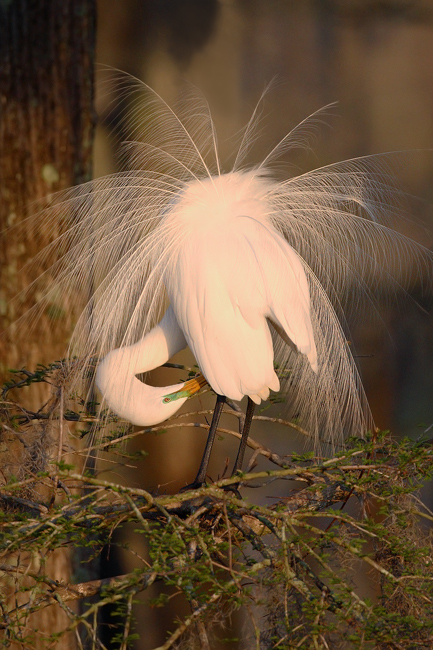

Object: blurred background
[91,1,433,647]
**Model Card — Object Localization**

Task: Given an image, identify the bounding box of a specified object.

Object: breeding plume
[16,74,431,486]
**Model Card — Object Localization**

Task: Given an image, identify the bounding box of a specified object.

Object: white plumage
[162,172,317,401]
[15,73,432,452]
[97,170,318,426]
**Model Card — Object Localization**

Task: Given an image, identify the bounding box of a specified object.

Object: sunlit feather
[11,72,433,450]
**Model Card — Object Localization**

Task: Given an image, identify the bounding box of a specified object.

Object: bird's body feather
[163,173,316,403]
[10,72,433,450]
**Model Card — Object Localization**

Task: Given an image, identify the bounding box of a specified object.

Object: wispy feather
[10,71,433,451]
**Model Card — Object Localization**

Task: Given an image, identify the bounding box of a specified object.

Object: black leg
[231,397,255,475]
[182,394,226,490]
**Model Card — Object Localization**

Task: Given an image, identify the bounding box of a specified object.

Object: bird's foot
[223,471,244,498]
[179,480,207,493]
[223,483,242,498]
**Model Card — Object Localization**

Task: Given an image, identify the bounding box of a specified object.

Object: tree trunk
[0,0,95,386]
[0,2,96,647]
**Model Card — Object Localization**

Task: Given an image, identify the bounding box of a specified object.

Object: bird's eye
[163,397,171,403]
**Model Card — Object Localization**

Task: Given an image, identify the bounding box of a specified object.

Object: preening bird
[15,73,432,487]
[96,170,320,485]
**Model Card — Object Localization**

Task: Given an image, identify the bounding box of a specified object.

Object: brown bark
[0,2,96,648]
[0,0,95,390]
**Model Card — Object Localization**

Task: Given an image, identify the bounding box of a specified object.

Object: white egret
[95,170,319,485]
[14,73,432,487]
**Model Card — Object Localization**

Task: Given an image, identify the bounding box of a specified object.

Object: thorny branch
[2,363,433,649]
[0,572,158,625]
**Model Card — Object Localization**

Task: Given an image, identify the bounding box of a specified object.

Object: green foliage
[1,363,433,649]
